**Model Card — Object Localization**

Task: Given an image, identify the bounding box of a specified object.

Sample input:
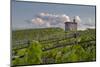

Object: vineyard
[11,28,96,66]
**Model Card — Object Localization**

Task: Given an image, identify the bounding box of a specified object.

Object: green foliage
[12,40,42,66]
[27,40,42,64]
[12,28,96,66]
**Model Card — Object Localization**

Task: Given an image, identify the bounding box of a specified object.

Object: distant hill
[12,27,64,41]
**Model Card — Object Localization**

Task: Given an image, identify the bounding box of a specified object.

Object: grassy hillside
[12,28,96,66]
[12,27,64,40]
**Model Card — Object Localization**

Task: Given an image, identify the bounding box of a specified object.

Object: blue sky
[12,0,96,30]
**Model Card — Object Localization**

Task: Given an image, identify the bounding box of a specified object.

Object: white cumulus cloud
[31,17,45,25]
[31,12,71,26]
[29,12,83,29]
[74,16,81,23]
